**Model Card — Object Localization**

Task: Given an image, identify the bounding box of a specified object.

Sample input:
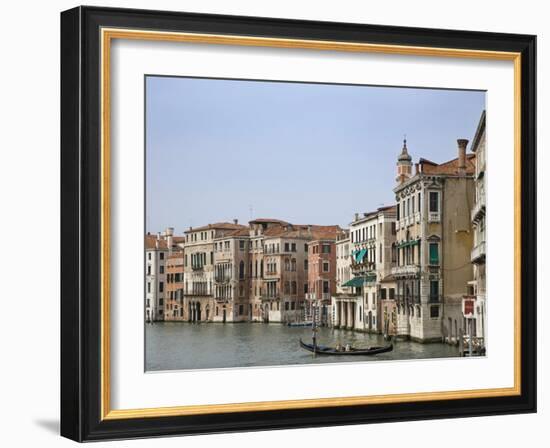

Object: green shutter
[429,243,439,264]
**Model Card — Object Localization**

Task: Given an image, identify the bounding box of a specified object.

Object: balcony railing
[471,241,486,263]
[471,196,486,223]
[391,264,420,277]
[183,291,211,297]
[214,275,232,283]
[191,264,204,271]
[428,212,440,223]
[306,293,331,301]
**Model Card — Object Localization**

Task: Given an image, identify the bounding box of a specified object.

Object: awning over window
[342,277,365,288]
[355,248,367,263]
[396,239,420,249]
[342,274,377,288]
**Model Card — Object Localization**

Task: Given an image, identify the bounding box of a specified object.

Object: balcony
[191,264,204,271]
[471,196,486,223]
[214,275,232,283]
[261,295,280,301]
[391,264,420,277]
[428,212,440,223]
[183,291,211,297]
[471,241,486,264]
[306,293,331,301]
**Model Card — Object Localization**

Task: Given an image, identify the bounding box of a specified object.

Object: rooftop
[419,153,476,176]
[185,222,247,233]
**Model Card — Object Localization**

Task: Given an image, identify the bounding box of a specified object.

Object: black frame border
[61,6,536,442]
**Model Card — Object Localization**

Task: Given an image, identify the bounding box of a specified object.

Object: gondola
[299,338,393,356]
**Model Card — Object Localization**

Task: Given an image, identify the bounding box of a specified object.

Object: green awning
[342,277,365,288]
[355,249,367,263]
[342,274,377,288]
[397,239,420,248]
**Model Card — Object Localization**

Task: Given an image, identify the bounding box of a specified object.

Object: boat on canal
[299,338,393,356]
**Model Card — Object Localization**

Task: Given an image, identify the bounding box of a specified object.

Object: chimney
[457,139,469,175]
[415,163,419,175]
[165,227,174,255]
[233,219,238,225]
[354,213,359,221]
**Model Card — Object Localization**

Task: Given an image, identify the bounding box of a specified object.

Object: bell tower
[396,138,413,184]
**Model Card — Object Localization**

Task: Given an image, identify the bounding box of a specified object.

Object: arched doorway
[196,302,202,321]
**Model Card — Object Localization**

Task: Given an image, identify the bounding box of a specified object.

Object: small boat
[288,322,313,327]
[299,339,393,356]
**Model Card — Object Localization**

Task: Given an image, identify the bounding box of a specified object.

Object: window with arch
[239,261,245,279]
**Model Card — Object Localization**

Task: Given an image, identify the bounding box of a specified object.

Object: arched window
[239,261,245,279]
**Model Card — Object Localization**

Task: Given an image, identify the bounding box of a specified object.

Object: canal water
[145,323,460,371]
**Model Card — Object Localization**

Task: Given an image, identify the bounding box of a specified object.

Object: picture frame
[60,5,537,442]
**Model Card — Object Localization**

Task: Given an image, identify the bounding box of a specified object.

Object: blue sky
[146,76,485,233]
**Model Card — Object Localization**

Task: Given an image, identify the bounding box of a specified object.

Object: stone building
[333,206,397,333]
[335,229,351,294]
[260,223,340,323]
[248,219,290,322]
[212,226,251,322]
[392,138,475,343]
[182,221,245,322]
[164,250,185,321]
[466,111,487,347]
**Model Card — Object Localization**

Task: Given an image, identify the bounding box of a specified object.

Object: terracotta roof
[420,153,476,176]
[172,236,186,243]
[145,234,168,250]
[225,228,250,237]
[185,222,246,233]
[263,224,341,240]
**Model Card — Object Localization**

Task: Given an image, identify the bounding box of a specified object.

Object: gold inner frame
[100,27,522,420]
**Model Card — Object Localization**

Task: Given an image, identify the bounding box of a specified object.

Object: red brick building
[306,236,338,325]
[164,250,185,321]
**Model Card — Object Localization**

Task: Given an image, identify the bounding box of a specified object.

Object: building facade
[182,221,245,322]
[333,206,397,332]
[212,227,251,322]
[259,223,340,323]
[164,250,185,321]
[248,219,290,322]
[305,239,337,325]
[392,138,475,343]
[145,227,182,322]
[466,111,487,349]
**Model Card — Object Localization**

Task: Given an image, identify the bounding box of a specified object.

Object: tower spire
[396,135,413,184]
